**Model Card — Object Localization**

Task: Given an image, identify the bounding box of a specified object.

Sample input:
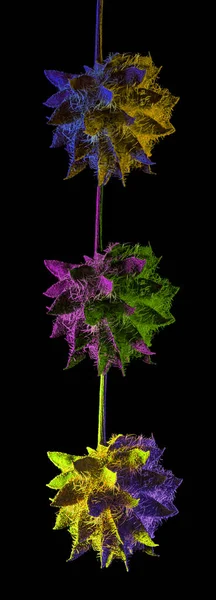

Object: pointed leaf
[101,467,117,488]
[134,529,159,547]
[48,292,79,315]
[65,352,85,370]
[105,547,128,570]
[65,158,87,180]
[48,100,79,126]
[97,134,118,186]
[140,470,167,488]
[137,115,172,136]
[140,87,162,105]
[44,259,75,278]
[74,456,102,475]
[70,265,95,280]
[121,66,146,86]
[47,470,76,489]
[69,75,96,90]
[44,69,74,89]
[51,481,85,507]
[138,495,176,517]
[127,448,150,468]
[47,451,75,471]
[131,304,170,326]
[131,149,154,165]
[68,540,90,561]
[44,279,70,298]
[50,128,68,148]
[78,512,96,543]
[98,85,113,104]
[53,507,74,530]
[44,89,70,108]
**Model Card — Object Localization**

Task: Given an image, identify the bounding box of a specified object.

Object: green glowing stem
[97,374,106,446]
[94,0,107,447]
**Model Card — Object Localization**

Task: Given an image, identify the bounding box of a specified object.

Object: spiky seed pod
[47,434,182,570]
[44,243,178,375]
[44,53,179,186]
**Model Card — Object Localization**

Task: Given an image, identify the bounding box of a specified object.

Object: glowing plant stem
[98,374,107,445]
[94,186,107,444]
[94,185,100,256]
[94,0,104,64]
[99,185,104,251]
[94,0,107,446]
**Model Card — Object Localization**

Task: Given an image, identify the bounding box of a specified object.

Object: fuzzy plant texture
[44,243,178,375]
[47,434,182,570]
[44,53,178,186]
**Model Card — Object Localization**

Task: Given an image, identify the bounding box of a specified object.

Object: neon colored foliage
[44,1,182,571]
[44,53,179,186]
[44,243,178,374]
[47,434,182,570]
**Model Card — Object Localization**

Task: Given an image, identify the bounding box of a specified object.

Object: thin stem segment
[94,0,107,446]
[97,374,107,445]
[94,0,104,64]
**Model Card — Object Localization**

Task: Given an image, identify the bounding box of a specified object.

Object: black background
[20,0,197,588]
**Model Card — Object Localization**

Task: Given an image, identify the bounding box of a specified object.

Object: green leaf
[106,318,139,374]
[75,333,90,351]
[47,451,75,471]
[65,352,85,370]
[115,277,162,306]
[130,304,170,326]
[47,470,76,489]
[98,322,118,376]
[85,299,126,326]
[84,302,105,325]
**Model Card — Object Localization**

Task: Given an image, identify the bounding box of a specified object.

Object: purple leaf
[43,279,71,298]
[50,316,68,339]
[131,340,155,355]
[83,65,94,74]
[131,150,155,165]
[98,85,113,105]
[98,275,113,295]
[123,66,146,85]
[137,495,176,518]
[50,128,68,148]
[44,259,75,279]
[48,100,79,126]
[120,256,146,275]
[44,69,74,89]
[44,89,71,108]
